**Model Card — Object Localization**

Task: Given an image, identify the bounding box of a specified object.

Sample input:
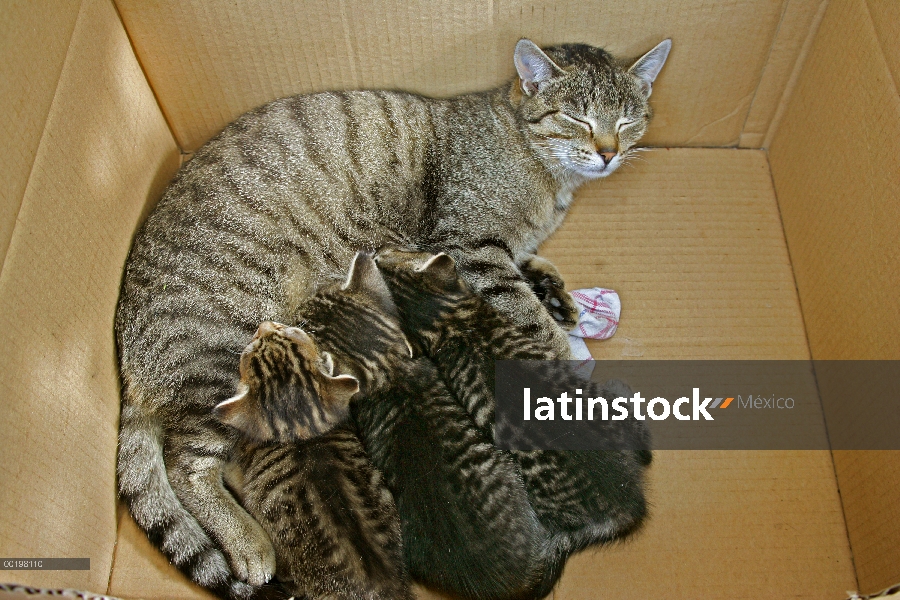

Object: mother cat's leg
[440,245,575,359]
[165,425,277,588]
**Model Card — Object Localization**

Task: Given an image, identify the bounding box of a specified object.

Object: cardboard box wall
[1,0,897,598]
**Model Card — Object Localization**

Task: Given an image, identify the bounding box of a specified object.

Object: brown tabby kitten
[222,253,555,600]
[214,321,410,600]
[214,321,360,443]
[115,39,670,595]
[374,248,651,596]
[228,429,410,600]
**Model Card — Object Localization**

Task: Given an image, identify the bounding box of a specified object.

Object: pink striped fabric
[566,288,621,369]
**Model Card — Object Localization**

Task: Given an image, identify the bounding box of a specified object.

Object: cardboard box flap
[0,0,179,591]
[739,0,829,148]
[116,0,789,151]
[0,0,81,272]
[769,0,900,591]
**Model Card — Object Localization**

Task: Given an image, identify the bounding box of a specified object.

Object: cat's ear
[415,253,465,291]
[415,252,457,278]
[343,251,398,316]
[514,39,564,96]
[628,39,671,98]
[319,351,335,376]
[213,387,274,442]
[323,373,360,407]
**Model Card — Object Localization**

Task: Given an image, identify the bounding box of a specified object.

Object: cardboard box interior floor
[1,0,897,598]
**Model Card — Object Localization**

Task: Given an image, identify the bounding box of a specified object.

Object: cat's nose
[598,151,617,165]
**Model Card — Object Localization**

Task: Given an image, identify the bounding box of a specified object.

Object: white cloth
[565,287,621,378]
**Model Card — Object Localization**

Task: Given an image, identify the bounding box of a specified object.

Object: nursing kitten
[115,38,671,594]
[214,321,410,600]
[374,248,651,596]
[221,253,553,600]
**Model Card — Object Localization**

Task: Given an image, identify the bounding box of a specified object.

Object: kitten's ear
[628,39,671,98]
[514,39,564,96]
[319,351,335,376]
[213,388,274,442]
[415,253,460,286]
[323,373,360,407]
[343,252,398,315]
[416,252,456,274]
[416,252,462,291]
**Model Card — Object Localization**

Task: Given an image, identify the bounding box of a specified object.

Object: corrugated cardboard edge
[738,0,829,148]
[757,0,830,149]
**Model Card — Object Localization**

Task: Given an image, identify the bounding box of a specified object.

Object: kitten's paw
[520,255,578,330]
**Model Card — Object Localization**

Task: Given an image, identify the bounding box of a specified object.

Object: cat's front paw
[519,255,578,330]
[226,523,277,586]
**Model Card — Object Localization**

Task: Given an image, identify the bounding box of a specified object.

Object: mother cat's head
[511,38,671,180]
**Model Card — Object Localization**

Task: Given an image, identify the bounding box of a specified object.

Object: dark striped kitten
[226,253,558,599]
[374,248,651,596]
[115,39,671,595]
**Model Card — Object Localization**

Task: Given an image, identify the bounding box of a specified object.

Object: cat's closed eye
[557,113,592,132]
[616,117,636,131]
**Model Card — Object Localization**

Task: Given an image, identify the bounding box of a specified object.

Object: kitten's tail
[116,401,273,600]
[529,507,649,599]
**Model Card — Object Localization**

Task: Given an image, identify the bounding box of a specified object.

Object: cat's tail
[116,401,275,600]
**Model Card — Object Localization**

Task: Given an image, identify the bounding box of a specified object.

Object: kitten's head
[373,248,470,351]
[298,251,415,382]
[215,252,412,442]
[214,321,359,443]
[511,39,671,180]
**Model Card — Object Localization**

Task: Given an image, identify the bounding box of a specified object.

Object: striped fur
[115,40,670,596]
[214,322,360,443]
[222,254,552,600]
[214,255,413,600]
[292,253,551,600]
[227,426,411,600]
[374,248,653,597]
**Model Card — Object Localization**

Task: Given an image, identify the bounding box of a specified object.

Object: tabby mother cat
[115,38,671,597]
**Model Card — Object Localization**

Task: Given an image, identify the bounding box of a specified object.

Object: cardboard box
[1,0,897,598]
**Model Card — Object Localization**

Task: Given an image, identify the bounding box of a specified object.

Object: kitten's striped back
[375,248,652,597]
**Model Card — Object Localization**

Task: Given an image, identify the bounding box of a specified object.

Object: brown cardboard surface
[0,0,179,592]
[536,148,855,598]
[542,148,810,361]
[832,451,900,595]
[866,0,900,92]
[555,451,854,600]
[769,0,900,361]
[0,0,82,272]
[739,0,828,148]
[769,0,900,591]
[115,0,787,151]
[108,506,217,600]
